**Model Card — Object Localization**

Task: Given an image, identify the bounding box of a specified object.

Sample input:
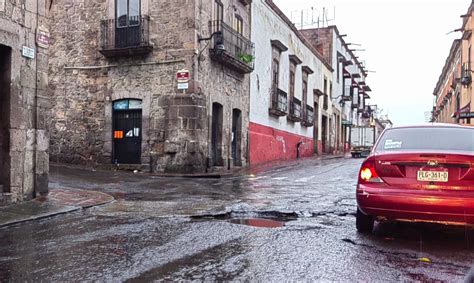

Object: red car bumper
[357,184,474,224]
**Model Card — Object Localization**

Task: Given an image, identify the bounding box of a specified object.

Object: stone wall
[0,0,50,202]
[194,0,252,169]
[49,0,251,173]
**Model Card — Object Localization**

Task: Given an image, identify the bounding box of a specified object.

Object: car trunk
[374,152,474,190]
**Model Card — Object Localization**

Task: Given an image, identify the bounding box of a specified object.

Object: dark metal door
[113,109,142,164]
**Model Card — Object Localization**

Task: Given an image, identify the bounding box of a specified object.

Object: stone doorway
[321,115,327,154]
[0,45,11,193]
[211,102,223,166]
[232,108,242,167]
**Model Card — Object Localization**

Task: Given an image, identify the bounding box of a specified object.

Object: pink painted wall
[249,122,314,165]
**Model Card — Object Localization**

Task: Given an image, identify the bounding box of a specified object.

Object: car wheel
[356,207,374,233]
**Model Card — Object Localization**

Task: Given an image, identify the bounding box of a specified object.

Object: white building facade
[249,0,333,164]
[301,26,372,152]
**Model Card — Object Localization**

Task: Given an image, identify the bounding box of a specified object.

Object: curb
[0,189,115,228]
[0,205,81,228]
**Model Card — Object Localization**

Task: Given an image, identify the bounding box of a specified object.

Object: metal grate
[100,15,151,53]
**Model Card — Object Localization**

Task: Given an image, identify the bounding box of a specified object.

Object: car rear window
[375,127,474,152]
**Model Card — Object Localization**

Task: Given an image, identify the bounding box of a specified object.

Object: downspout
[32,0,39,199]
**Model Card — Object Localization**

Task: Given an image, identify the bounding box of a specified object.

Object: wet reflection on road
[0,158,471,281]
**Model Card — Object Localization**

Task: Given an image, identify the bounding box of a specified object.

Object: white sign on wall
[0,0,4,12]
[22,46,35,59]
[177,82,189,90]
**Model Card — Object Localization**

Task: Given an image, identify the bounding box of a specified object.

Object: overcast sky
[274,0,469,126]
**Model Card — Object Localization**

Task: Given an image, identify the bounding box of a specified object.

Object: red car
[356,124,474,233]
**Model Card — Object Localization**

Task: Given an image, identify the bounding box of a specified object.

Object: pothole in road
[228,218,286,228]
[191,211,298,228]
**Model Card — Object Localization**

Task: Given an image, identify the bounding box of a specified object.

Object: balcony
[342,86,352,102]
[287,97,303,122]
[209,20,255,74]
[269,88,288,117]
[302,105,314,127]
[99,16,153,58]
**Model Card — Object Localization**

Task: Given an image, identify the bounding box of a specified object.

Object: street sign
[177,82,189,90]
[176,69,190,83]
[36,26,50,48]
[22,46,35,59]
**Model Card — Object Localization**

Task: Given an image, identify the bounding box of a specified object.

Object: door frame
[112,99,143,164]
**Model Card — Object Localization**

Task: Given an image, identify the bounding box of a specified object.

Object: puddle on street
[228,218,285,228]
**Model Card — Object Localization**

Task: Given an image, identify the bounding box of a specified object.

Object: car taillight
[359,159,383,183]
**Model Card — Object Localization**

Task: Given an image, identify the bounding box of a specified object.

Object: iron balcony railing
[100,15,152,57]
[209,20,255,74]
[461,62,472,86]
[288,97,302,122]
[269,87,288,116]
[302,105,314,127]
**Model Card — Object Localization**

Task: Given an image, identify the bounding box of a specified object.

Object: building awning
[352,73,361,79]
[302,65,314,74]
[314,89,324,97]
[270,39,288,52]
[363,85,372,92]
[453,101,473,119]
[343,68,351,78]
[289,54,302,65]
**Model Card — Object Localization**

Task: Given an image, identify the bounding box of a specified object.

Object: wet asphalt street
[1,157,474,281]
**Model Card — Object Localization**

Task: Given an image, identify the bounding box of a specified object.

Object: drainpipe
[32,0,39,199]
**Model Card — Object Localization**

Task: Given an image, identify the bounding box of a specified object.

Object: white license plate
[417,170,448,182]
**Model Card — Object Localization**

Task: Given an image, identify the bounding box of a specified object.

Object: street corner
[38,188,115,209]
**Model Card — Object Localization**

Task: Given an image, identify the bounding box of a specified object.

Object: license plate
[417,170,448,182]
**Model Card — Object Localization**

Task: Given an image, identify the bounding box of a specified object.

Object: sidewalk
[0,188,114,228]
[51,153,348,179]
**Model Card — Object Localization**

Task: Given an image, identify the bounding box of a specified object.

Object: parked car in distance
[356,124,474,233]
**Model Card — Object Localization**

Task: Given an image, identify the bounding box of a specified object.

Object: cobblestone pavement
[0,157,472,281]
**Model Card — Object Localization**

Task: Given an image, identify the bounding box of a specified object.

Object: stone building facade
[49,0,253,173]
[0,0,50,203]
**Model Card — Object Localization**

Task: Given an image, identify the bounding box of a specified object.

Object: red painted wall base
[249,122,314,165]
